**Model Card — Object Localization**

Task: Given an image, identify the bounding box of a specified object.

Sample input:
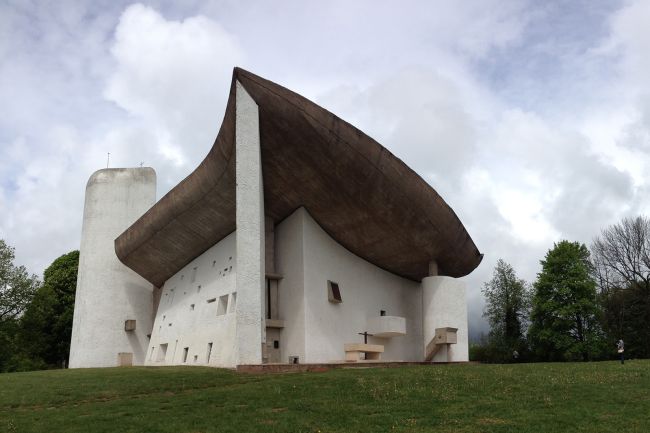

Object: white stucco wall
[274,209,307,363]
[69,168,156,368]
[146,232,238,367]
[422,276,469,362]
[275,208,423,363]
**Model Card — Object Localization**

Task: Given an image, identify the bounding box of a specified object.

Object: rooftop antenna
[140,161,144,167]
[106,152,110,168]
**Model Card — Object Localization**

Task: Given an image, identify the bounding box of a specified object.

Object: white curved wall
[69,168,156,368]
[422,276,469,362]
[277,208,424,363]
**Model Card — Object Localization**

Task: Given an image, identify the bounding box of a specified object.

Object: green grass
[1,361,648,433]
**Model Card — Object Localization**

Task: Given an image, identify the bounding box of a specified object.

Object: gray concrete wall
[234,80,265,365]
[69,168,156,368]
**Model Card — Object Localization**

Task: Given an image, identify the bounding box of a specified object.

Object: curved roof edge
[115,67,482,287]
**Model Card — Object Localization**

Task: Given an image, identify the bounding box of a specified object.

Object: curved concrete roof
[115,68,482,287]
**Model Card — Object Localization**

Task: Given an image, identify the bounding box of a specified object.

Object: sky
[2,0,650,339]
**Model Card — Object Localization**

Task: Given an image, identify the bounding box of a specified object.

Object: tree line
[0,239,78,372]
[473,216,650,363]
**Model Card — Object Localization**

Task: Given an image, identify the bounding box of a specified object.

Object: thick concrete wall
[69,168,156,368]
[146,232,238,367]
[235,80,265,365]
[422,276,469,362]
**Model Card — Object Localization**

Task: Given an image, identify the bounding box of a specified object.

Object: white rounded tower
[69,168,156,368]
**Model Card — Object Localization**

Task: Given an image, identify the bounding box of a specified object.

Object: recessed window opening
[168,323,172,326]
[191,267,197,283]
[157,343,168,362]
[194,355,198,363]
[229,256,232,261]
[197,285,201,293]
[266,279,271,319]
[380,310,386,316]
[212,260,216,267]
[217,294,229,316]
[327,280,342,303]
[182,347,189,363]
[206,342,213,363]
[190,304,195,311]
[229,292,237,313]
[149,347,155,361]
[180,274,184,280]
[273,340,279,349]
[229,266,232,272]
[207,298,216,303]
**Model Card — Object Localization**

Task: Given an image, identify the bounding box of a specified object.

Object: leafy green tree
[481,259,530,362]
[19,250,79,369]
[529,241,606,361]
[0,240,40,371]
[0,239,39,322]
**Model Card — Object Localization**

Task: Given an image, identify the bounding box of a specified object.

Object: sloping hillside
[1,361,648,432]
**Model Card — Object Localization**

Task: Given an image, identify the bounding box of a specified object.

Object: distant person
[616,339,625,364]
[512,350,519,362]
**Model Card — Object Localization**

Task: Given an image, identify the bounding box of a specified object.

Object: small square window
[157,343,168,362]
[206,342,213,363]
[228,292,237,313]
[327,280,342,303]
[216,294,229,316]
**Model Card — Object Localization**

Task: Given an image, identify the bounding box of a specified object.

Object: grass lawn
[0,361,648,433]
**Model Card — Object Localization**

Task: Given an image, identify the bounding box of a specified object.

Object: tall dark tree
[481,259,530,362]
[529,241,605,361]
[592,216,650,358]
[19,250,79,368]
[0,239,40,371]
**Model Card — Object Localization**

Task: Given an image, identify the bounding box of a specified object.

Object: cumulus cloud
[105,3,244,169]
[0,2,244,273]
